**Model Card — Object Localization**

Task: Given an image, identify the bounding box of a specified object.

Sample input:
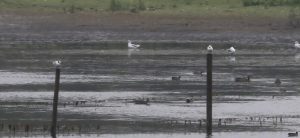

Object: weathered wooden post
[51,60,61,138]
[198,120,202,127]
[206,45,213,136]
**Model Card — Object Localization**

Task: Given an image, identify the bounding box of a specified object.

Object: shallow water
[0,42,299,136]
[1,92,300,120]
[1,132,291,138]
[72,132,291,138]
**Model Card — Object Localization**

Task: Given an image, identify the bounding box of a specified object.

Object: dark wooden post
[206,45,213,136]
[51,61,61,138]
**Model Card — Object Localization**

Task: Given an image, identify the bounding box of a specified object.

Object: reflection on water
[95,132,287,138]
[228,56,236,63]
[295,53,300,62]
[0,42,300,137]
[24,93,300,120]
[127,48,140,57]
[1,92,300,131]
[11,131,288,138]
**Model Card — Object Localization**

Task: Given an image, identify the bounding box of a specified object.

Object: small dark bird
[186,96,194,103]
[134,98,150,105]
[172,76,181,81]
[275,78,281,86]
[235,75,250,82]
[288,132,298,137]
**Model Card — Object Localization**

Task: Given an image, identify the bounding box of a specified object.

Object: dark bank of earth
[0,11,299,45]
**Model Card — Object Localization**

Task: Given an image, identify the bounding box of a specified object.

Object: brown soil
[0,11,299,45]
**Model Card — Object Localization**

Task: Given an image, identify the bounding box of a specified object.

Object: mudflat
[0,10,299,45]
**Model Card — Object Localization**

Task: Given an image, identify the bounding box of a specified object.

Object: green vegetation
[242,0,300,7]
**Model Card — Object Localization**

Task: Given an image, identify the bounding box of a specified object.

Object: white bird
[128,40,140,49]
[295,41,300,48]
[227,46,236,54]
[52,60,61,67]
[207,45,213,52]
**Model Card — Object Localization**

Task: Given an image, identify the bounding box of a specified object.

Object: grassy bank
[0,0,300,30]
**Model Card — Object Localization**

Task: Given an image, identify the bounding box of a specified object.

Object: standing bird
[207,45,213,52]
[128,40,140,49]
[295,41,300,48]
[227,46,236,55]
[52,60,61,67]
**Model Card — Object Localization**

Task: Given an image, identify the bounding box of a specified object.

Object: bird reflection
[295,53,300,62]
[228,56,236,63]
[227,56,236,74]
[128,48,140,57]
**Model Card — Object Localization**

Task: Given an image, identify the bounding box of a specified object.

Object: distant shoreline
[0,10,299,45]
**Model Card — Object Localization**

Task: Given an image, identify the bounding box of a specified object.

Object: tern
[227,46,236,54]
[128,40,140,49]
[53,60,61,67]
[207,45,213,52]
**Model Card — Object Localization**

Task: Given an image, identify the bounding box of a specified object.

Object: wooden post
[51,61,61,138]
[218,119,221,126]
[206,45,213,136]
[198,120,202,127]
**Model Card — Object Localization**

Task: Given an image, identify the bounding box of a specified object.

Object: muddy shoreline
[0,12,299,45]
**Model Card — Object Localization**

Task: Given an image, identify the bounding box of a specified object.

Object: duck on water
[275,78,281,86]
[186,96,194,103]
[235,75,251,82]
[172,76,181,81]
[134,98,150,105]
[288,132,298,137]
